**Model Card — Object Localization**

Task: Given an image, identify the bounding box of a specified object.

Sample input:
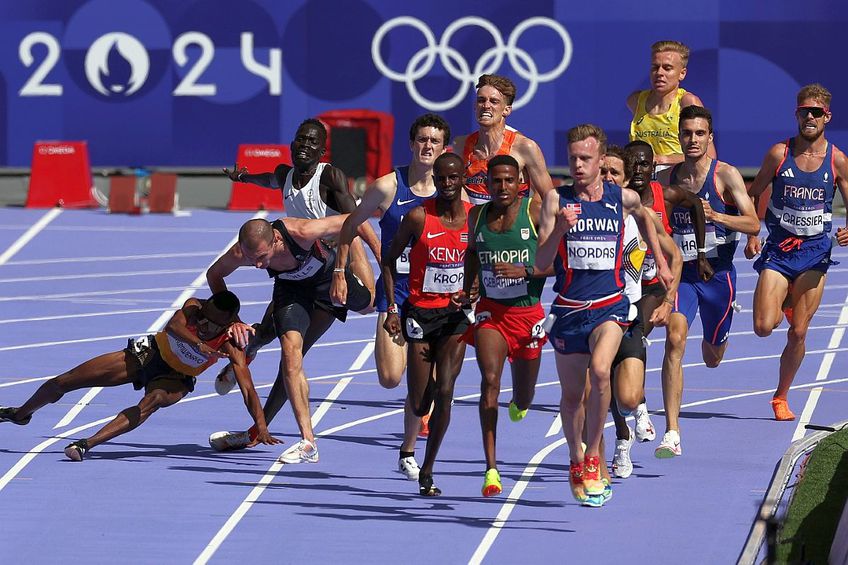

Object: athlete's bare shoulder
[626,90,641,113]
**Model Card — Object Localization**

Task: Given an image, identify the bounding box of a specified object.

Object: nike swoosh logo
[397,198,417,206]
[426,232,445,239]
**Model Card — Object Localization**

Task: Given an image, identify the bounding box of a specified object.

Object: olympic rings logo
[371,16,572,111]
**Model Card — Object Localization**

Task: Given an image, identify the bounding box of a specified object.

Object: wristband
[524,265,535,280]
[664,297,675,306]
[697,248,707,254]
[387,304,399,315]
[333,268,345,273]
[237,172,245,182]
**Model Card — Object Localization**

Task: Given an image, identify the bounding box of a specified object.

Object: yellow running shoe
[508,401,528,422]
[482,468,502,497]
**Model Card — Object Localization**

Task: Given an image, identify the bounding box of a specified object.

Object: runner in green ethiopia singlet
[474,197,543,306]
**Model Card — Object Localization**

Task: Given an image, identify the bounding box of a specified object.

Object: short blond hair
[567,124,607,155]
[797,83,832,108]
[651,40,690,66]
[476,74,516,106]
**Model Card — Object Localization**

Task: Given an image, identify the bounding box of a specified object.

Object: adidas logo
[476,232,485,242]
[781,168,795,178]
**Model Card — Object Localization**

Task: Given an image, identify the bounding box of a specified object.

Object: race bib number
[674,225,718,261]
[779,206,827,237]
[531,317,546,339]
[565,239,617,270]
[276,255,324,281]
[481,266,527,300]
[396,246,412,275]
[423,264,463,293]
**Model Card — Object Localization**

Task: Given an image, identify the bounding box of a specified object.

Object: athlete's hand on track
[650,300,672,327]
[330,271,348,308]
[744,235,762,259]
[223,163,247,181]
[248,429,282,447]
[383,312,402,336]
[493,262,525,279]
[227,322,255,350]
[697,256,715,282]
[836,227,848,247]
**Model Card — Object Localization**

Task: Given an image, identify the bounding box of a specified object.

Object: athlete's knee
[787,324,809,346]
[561,389,584,412]
[376,363,403,389]
[702,342,726,368]
[279,336,304,375]
[753,313,775,338]
[666,327,688,352]
[615,389,641,414]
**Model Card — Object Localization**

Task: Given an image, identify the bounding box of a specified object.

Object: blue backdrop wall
[0,0,844,168]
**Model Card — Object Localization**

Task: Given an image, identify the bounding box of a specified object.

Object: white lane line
[545,414,561,438]
[0,280,268,303]
[0,268,203,284]
[4,251,219,266]
[469,376,848,563]
[0,299,273,325]
[0,208,62,266]
[194,341,373,565]
[791,291,848,441]
[52,212,268,430]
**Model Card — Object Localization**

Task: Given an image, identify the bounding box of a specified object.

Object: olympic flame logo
[371,16,572,111]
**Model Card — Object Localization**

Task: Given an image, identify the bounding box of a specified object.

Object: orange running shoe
[582,455,605,496]
[418,414,430,438]
[569,461,587,503]
[771,397,796,421]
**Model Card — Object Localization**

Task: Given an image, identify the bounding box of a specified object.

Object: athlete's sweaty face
[410,126,446,167]
[568,137,603,187]
[488,164,520,207]
[679,118,712,159]
[601,155,627,186]
[475,85,510,127]
[433,158,464,201]
[796,97,830,141]
[627,147,654,190]
[650,51,687,94]
[241,236,276,270]
[291,124,327,169]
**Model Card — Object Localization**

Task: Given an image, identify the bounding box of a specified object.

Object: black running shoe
[0,407,31,425]
[64,439,89,462]
[419,474,441,497]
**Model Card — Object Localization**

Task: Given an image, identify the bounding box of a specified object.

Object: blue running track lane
[1,208,847,563]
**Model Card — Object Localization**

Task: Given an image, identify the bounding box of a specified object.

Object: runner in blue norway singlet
[375,166,436,311]
[755,138,838,278]
[549,181,629,355]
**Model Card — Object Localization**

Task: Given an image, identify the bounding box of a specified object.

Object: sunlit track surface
[1,208,847,563]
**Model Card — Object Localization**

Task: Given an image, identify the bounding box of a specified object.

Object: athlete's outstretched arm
[323,165,382,261]
[221,163,285,189]
[221,341,280,447]
[206,244,247,294]
[285,214,350,248]
[649,219,683,327]
[331,174,395,305]
[381,207,424,335]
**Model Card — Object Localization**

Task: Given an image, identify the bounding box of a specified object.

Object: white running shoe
[634,403,656,442]
[612,426,634,478]
[655,430,682,459]
[214,365,237,395]
[398,456,420,480]
[278,439,319,464]
[209,430,250,452]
